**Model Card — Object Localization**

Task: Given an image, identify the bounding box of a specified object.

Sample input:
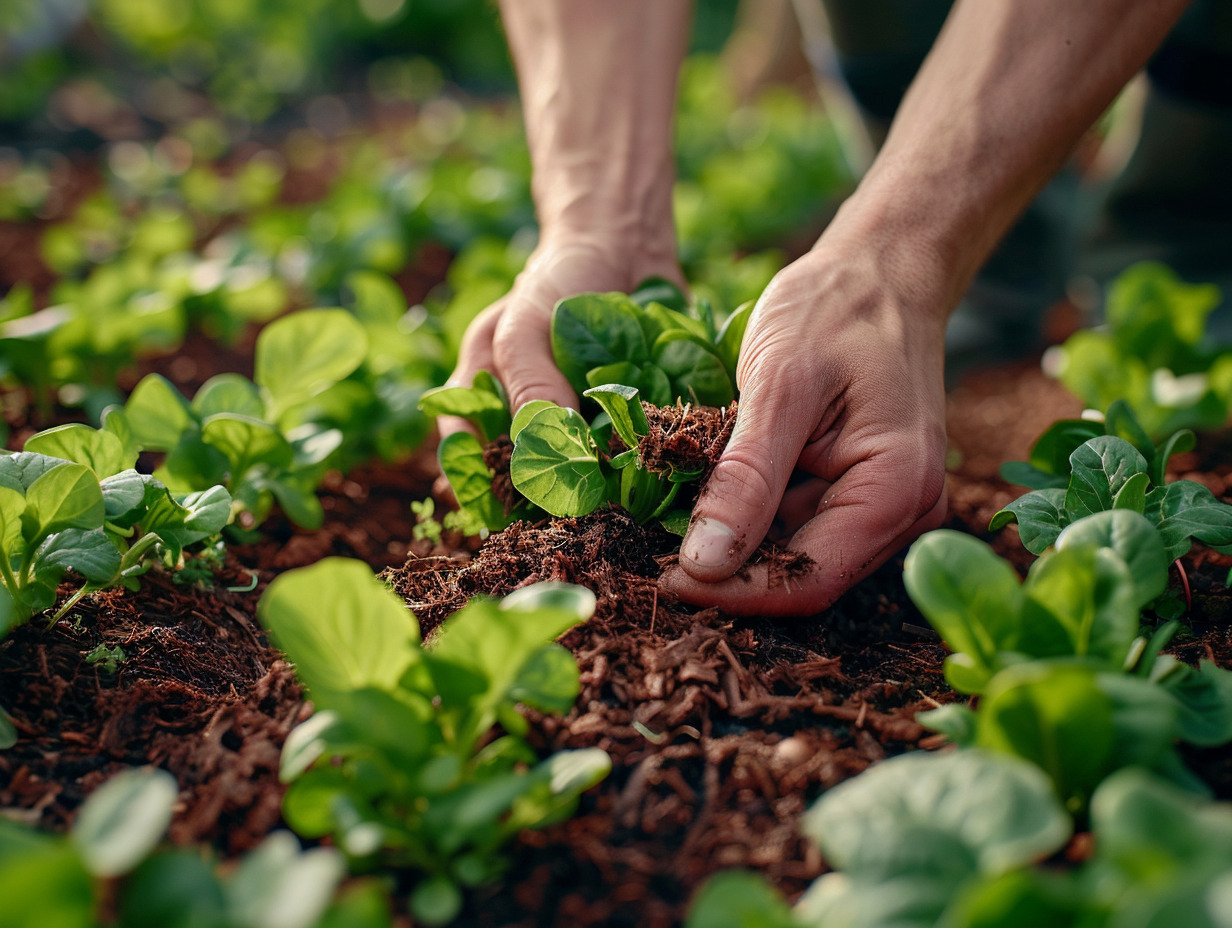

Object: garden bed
[2,353,1229,926]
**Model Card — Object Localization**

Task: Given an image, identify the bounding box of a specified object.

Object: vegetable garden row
[2,32,1232,928]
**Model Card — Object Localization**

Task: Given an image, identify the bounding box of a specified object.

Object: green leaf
[998,461,1068,491]
[510,400,555,442]
[1152,428,1196,486]
[975,662,1115,810]
[509,406,606,518]
[418,377,511,445]
[255,309,368,420]
[99,470,153,522]
[279,711,342,783]
[142,485,233,560]
[409,874,462,927]
[630,277,688,313]
[801,750,1070,880]
[903,531,1024,694]
[714,300,753,379]
[917,704,978,747]
[201,414,293,482]
[990,490,1067,554]
[1090,767,1232,878]
[22,463,104,545]
[24,423,132,478]
[1028,419,1105,480]
[539,747,611,796]
[685,871,798,928]
[125,374,197,452]
[1145,480,1232,561]
[551,292,649,396]
[1150,657,1232,747]
[71,767,178,878]
[191,373,265,419]
[36,527,123,584]
[120,850,227,928]
[1104,398,1156,461]
[1066,437,1149,519]
[224,831,346,928]
[437,431,514,532]
[1112,472,1149,512]
[0,840,94,928]
[1054,509,1169,609]
[259,558,420,703]
[268,477,325,531]
[583,383,648,451]
[652,332,734,406]
[508,644,581,714]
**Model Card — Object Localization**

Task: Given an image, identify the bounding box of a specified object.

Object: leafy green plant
[992,433,1232,561]
[0,766,390,928]
[905,512,1232,808]
[694,755,1232,928]
[1049,263,1232,438]
[551,283,750,408]
[422,281,745,531]
[258,558,611,926]
[124,308,369,529]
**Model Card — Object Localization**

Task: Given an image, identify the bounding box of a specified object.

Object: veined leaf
[255,309,368,421]
[24,423,132,478]
[582,383,648,451]
[509,406,606,518]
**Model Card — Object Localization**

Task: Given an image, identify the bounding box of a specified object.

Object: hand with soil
[659,206,950,616]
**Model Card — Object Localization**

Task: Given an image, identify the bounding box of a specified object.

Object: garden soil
[2,356,1230,928]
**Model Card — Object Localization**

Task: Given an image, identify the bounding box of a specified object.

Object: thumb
[678,377,817,582]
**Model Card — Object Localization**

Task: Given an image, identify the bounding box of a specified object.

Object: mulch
[0,353,1229,928]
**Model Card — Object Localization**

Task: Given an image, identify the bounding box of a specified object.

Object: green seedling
[1051,262,1232,438]
[260,559,611,926]
[0,766,390,928]
[992,434,1232,562]
[124,308,369,529]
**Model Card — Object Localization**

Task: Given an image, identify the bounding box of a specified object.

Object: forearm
[499,0,691,266]
[831,0,1191,309]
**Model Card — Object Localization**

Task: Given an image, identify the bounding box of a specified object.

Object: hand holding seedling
[454,0,1191,615]
[444,239,680,429]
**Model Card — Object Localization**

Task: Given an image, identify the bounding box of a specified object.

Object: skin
[446,0,1192,616]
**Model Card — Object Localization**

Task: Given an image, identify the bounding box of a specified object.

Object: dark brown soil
[0,352,1229,928]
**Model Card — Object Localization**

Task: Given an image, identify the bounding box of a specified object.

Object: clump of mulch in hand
[632,401,737,482]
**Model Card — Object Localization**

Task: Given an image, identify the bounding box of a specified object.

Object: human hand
[439,235,682,438]
[659,231,951,616]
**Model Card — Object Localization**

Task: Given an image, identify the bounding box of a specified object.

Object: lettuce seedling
[550,282,751,407]
[509,383,701,524]
[999,399,1195,491]
[906,514,1232,808]
[1050,262,1232,438]
[0,766,389,928]
[259,558,611,926]
[992,434,1232,561]
[124,308,368,529]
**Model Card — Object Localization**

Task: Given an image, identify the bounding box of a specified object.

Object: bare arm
[662,0,1192,615]
[445,0,691,420]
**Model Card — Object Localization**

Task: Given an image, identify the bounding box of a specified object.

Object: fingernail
[682,517,737,568]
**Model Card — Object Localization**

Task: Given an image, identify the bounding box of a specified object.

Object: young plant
[124,308,369,529]
[992,433,1232,562]
[550,281,751,408]
[905,512,1232,809]
[19,420,232,617]
[1050,262,1232,438]
[259,558,611,926]
[0,766,391,928]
